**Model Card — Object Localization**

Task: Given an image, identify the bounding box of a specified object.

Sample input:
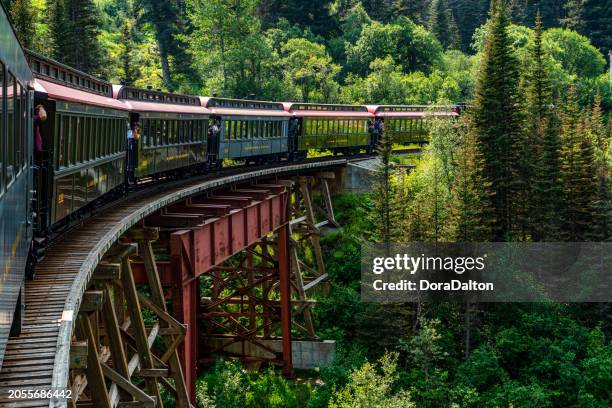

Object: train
[0,3,458,366]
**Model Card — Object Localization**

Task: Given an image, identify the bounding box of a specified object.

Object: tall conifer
[559,86,599,241]
[587,94,611,241]
[469,0,524,241]
[448,129,494,242]
[524,13,562,241]
[9,0,35,49]
[50,0,104,76]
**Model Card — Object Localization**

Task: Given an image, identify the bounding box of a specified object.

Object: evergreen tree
[449,0,488,52]
[428,0,460,49]
[393,0,431,25]
[139,0,197,91]
[524,14,562,241]
[469,0,524,241]
[582,0,612,52]
[9,0,35,49]
[561,0,586,33]
[371,126,396,244]
[559,86,599,241]
[119,18,138,86]
[448,129,494,242]
[50,0,105,76]
[587,93,611,241]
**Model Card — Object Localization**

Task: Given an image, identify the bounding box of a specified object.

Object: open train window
[6,72,15,186]
[0,63,3,193]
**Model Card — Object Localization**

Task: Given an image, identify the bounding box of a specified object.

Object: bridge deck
[0,159,345,408]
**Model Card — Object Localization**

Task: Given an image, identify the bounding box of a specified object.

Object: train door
[207,116,221,164]
[33,97,54,236]
[127,113,139,183]
[288,116,301,159]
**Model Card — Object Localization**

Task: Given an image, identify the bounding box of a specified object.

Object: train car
[284,103,375,156]
[202,97,291,163]
[369,105,459,145]
[26,51,130,231]
[115,86,211,179]
[0,3,34,364]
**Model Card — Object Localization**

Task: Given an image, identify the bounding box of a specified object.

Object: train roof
[0,6,33,85]
[368,105,459,117]
[284,102,373,118]
[33,79,128,111]
[26,50,112,97]
[201,97,290,117]
[115,85,210,114]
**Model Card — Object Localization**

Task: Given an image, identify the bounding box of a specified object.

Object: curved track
[0,158,346,408]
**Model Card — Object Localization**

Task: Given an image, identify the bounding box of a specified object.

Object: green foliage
[329,352,416,408]
[50,0,105,76]
[281,38,341,102]
[198,360,312,408]
[428,0,460,49]
[469,0,525,241]
[345,16,443,76]
[9,0,35,48]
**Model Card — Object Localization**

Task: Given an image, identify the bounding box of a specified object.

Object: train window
[0,63,3,192]
[6,73,15,185]
[56,115,63,168]
[66,116,74,165]
[110,118,115,155]
[75,117,83,163]
[87,117,93,159]
[142,120,149,147]
[102,118,107,156]
[93,117,99,158]
[156,120,162,146]
[178,120,184,144]
[233,121,239,140]
[196,120,203,142]
[162,120,168,145]
[225,120,232,140]
[82,117,89,161]
[14,81,22,174]
[168,120,175,144]
[20,87,27,169]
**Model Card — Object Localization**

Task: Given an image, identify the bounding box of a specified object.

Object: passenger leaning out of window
[34,104,47,166]
[126,122,138,184]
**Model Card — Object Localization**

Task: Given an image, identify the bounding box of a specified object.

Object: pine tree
[428,0,460,49]
[50,0,105,76]
[524,13,562,241]
[469,0,524,241]
[119,18,138,86]
[448,129,494,242]
[587,94,611,241]
[582,0,611,52]
[393,0,431,25]
[559,86,599,241]
[9,0,36,49]
[372,126,396,244]
[561,0,586,33]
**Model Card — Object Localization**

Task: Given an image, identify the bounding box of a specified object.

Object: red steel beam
[130,184,290,400]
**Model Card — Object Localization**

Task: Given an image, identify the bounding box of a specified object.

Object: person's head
[36,105,47,121]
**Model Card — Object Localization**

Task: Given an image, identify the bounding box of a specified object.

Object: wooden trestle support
[65,173,338,407]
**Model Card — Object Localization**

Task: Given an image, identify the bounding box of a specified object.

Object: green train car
[203,97,291,163]
[285,103,374,155]
[28,52,129,228]
[370,105,460,145]
[116,86,211,179]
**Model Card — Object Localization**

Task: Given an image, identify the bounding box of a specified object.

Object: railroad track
[0,157,348,408]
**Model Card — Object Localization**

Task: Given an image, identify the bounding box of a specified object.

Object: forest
[3,0,612,406]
